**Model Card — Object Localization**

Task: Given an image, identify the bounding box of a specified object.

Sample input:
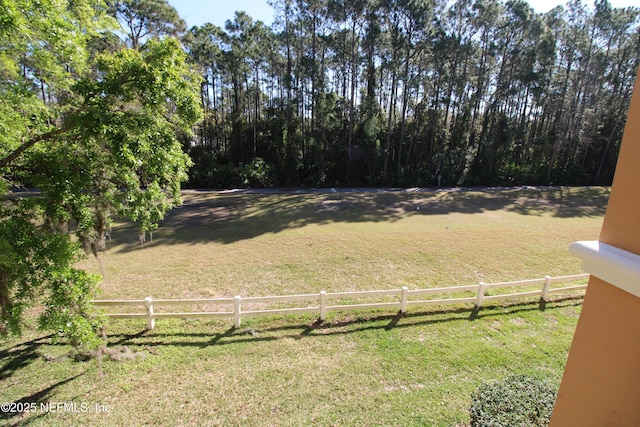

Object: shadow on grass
[107,186,609,249]
[0,372,86,423]
[0,334,57,382]
[506,186,610,218]
[105,296,584,349]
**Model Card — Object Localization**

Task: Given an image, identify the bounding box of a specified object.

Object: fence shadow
[104,295,584,350]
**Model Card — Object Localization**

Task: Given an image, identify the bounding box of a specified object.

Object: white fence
[93,273,589,330]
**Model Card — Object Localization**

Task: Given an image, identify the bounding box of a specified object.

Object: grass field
[1,186,608,426]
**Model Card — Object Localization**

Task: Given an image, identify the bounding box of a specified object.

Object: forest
[180,0,639,188]
[4,0,640,190]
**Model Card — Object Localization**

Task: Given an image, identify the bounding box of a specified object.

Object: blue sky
[169,0,275,29]
[168,0,640,29]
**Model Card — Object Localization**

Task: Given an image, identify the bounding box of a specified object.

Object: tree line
[182,0,640,188]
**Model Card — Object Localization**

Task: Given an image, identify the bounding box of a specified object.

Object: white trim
[570,240,640,299]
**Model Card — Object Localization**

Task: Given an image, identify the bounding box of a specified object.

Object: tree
[183,22,227,150]
[109,0,186,49]
[0,1,202,348]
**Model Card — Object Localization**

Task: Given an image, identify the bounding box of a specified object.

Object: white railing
[571,240,640,299]
[93,273,590,330]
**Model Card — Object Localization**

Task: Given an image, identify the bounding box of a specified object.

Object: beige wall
[600,71,640,255]
[550,68,640,426]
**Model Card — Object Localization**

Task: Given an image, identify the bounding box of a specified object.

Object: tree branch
[0,128,68,168]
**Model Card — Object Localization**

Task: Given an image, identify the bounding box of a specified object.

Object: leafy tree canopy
[0,0,202,348]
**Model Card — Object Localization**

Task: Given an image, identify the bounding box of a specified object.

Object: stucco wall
[550,68,640,426]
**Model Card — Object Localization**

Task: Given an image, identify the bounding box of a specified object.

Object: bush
[240,157,274,188]
[469,375,557,427]
[186,148,275,188]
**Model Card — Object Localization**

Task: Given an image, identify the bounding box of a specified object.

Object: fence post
[233,295,242,328]
[144,296,155,330]
[401,286,409,314]
[475,282,486,309]
[319,291,326,321]
[542,275,552,302]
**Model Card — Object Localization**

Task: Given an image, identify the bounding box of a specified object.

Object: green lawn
[1,186,607,426]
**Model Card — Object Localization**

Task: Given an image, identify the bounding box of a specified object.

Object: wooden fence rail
[93,273,590,330]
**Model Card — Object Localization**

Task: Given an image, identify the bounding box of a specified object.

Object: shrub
[241,157,274,188]
[469,374,557,427]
